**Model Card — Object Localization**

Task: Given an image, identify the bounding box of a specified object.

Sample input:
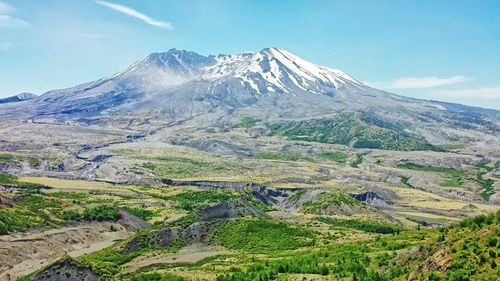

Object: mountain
[0,48,499,149]
[0,93,37,104]
[1,48,499,281]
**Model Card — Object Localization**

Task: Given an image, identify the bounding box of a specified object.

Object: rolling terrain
[0,48,499,280]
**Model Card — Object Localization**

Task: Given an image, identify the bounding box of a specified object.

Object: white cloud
[434,87,500,100]
[367,75,471,89]
[95,0,173,30]
[0,1,29,29]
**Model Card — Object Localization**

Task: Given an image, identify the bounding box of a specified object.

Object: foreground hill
[9,175,496,281]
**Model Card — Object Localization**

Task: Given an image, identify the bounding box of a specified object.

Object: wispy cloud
[95,0,173,30]
[0,1,29,29]
[366,75,471,89]
[433,86,500,100]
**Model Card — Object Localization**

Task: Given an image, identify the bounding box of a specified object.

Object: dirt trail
[0,222,131,281]
[123,244,231,274]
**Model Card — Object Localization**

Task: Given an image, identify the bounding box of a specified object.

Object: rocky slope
[0,48,498,148]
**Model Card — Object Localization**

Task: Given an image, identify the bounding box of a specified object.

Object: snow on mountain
[0,93,37,104]
[151,47,367,95]
[116,47,366,95]
[2,47,497,123]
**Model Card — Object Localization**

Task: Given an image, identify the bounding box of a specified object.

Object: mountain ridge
[2,47,498,114]
[0,93,37,104]
[0,48,498,149]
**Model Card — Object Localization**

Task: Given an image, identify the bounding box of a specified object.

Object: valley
[0,48,499,280]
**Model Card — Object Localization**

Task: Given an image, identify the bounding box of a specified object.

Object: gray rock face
[489,192,500,205]
[28,258,99,281]
[198,200,265,220]
[351,191,394,209]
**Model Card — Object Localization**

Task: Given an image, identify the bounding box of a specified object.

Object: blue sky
[1,0,499,109]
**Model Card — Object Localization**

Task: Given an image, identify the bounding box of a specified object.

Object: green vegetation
[166,190,239,210]
[397,162,467,188]
[254,151,313,162]
[399,176,416,188]
[240,116,261,129]
[0,172,42,189]
[61,205,121,222]
[0,172,17,184]
[121,206,156,221]
[320,151,348,163]
[289,189,306,202]
[0,193,63,234]
[165,214,197,228]
[351,152,368,168]
[215,218,315,252]
[434,143,466,151]
[397,162,497,198]
[127,273,184,281]
[268,112,438,151]
[60,210,82,221]
[215,229,432,281]
[6,168,498,281]
[215,213,500,281]
[136,156,231,178]
[27,212,499,281]
[302,192,361,213]
[83,206,121,221]
[0,153,40,167]
[476,163,495,200]
[0,209,32,234]
[46,191,88,200]
[416,211,500,280]
[80,244,141,278]
[316,216,403,234]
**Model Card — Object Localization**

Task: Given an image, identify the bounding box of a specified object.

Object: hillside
[0,48,499,280]
[10,176,497,281]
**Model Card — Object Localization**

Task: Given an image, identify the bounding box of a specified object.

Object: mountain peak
[17,47,394,118]
[120,47,362,94]
[0,93,37,104]
[202,47,364,94]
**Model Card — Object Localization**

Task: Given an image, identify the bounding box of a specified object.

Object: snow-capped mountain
[202,48,364,95]
[0,93,37,104]
[0,48,498,133]
[106,47,365,96]
[5,48,396,117]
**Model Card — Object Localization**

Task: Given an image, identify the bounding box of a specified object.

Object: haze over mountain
[1,48,499,281]
[0,48,498,150]
[1,1,499,279]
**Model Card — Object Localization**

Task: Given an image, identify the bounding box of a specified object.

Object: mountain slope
[0,48,498,148]
[0,48,461,116]
[0,93,37,104]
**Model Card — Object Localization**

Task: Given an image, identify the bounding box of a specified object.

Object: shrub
[61,210,82,221]
[82,206,121,222]
[215,218,315,252]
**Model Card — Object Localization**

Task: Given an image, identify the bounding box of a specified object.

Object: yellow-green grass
[18,177,136,194]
